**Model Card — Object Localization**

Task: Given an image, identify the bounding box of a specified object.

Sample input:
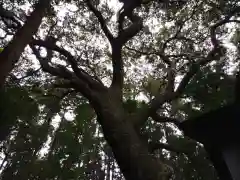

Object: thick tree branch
[125,37,195,67]
[85,0,114,44]
[30,45,96,101]
[176,45,223,95]
[133,39,224,129]
[210,6,240,47]
[162,36,194,54]
[14,68,41,82]
[31,45,75,79]
[147,47,221,120]
[109,8,145,99]
[131,6,240,128]
[110,44,124,100]
[0,6,22,28]
[151,113,181,129]
[117,19,143,45]
[165,62,176,93]
[85,54,105,86]
[0,0,52,88]
[149,142,190,155]
[107,9,144,99]
[160,9,195,54]
[31,39,106,91]
[176,7,240,93]
[125,45,171,65]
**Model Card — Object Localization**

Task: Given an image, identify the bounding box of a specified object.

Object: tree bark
[0,0,52,87]
[93,94,170,180]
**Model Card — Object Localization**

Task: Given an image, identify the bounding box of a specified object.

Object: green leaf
[75,104,93,127]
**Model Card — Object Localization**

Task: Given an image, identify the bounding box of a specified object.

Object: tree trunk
[0,0,51,87]
[93,95,170,180]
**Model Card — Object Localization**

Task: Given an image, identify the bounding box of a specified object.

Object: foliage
[0,0,239,179]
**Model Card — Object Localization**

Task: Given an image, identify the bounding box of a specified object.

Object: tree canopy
[0,0,239,179]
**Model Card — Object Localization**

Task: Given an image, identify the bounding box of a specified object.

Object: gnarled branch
[133,30,226,129]
[0,0,52,87]
[86,0,114,44]
[31,39,106,91]
[151,113,182,129]
[149,142,190,155]
[210,6,240,47]
[30,45,96,101]
[117,19,143,45]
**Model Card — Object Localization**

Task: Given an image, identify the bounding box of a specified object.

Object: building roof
[180,103,240,146]
[180,103,240,180]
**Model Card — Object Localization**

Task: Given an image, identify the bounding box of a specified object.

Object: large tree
[0,0,52,87]
[0,0,239,179]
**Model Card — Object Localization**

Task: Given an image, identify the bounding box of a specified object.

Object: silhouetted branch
[0,6,22,28]
[117,19,143,45]
[110,44,124,99]
[149,142,190,155]
[124,45,171,65]
[86,0,114,44]
[133,21,228,129]
[0,0,52,87]
[151,113,181,129]
[210,6,240,47]
[31,39,106,91]
[30,45,95,100]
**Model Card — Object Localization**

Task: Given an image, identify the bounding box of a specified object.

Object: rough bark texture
[93,92,169,180]
[0,0,51,87]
